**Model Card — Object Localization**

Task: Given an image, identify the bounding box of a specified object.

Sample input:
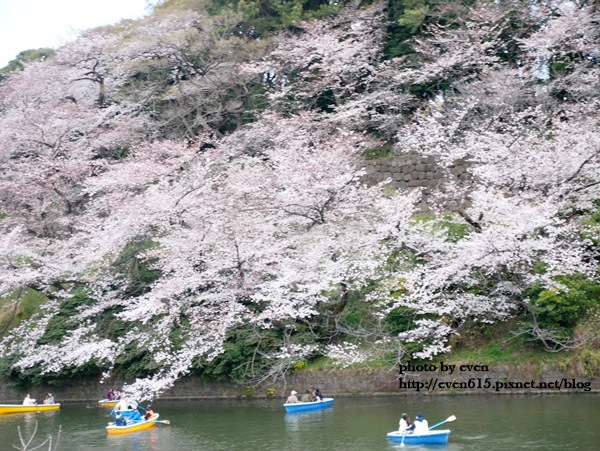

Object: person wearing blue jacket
[129,408,143,423]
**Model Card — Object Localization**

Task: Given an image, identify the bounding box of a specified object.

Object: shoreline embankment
[1,364,598,403]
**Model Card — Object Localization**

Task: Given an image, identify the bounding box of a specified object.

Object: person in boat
[116,397,137,412]
[301,390,312,402]
[115,411,127,426]
[43,393,55,404]
[144,408,155,420]
[115,398,129,411]
[399,413,412,433]
[128,408,143,423]
[23,394,36,406]
[413,413,429,434]
[312,388,323,401]
[107,389,115,400]
[286,390,300,403]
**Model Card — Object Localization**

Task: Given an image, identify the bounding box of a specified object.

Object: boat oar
[155,419,171,425]
[429,415,456,430]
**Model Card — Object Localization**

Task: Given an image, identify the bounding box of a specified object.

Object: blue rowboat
[386,429,451,445]
[284,398,334,413]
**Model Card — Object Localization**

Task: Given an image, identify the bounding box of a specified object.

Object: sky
[0,0,157,68]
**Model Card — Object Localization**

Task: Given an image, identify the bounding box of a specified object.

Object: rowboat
[106,413,161,434]
[98,399,119,408]
[386,429,451,445]
[0,403,61,415]
[284,398,334,413]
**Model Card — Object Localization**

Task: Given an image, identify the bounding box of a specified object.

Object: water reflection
[107,428,161,451]
[1,394,599,450]
[284,407,334,431]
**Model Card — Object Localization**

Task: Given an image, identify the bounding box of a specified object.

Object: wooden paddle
[429,415,456,430]
[155,419,171,425]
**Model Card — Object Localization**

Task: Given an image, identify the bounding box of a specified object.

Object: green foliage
[446,319,561,366]
[526,274,600,331]
[492,9,530,65]
[576,348,600,378]
[241,0,345,35]
[562,306,600,377]
[362,146,393,160]
[113,341,164,378]
[413,212,470,243]
[549,57,575,75]
[111,238,162,298]
[0,48,55,79]
[93,146,130,160]
[266,387,276,395]
[384,0,473,59]
[315,89,337,113]
[580,199,600,252]
[156,0,214,11]
[0,289,47,337]
[384,0,420,59]
[242,83,270,123]
[405,78,453,98]
[94,306,127,340]
[384,305,417,335]
[0,354,103,388]
[184,0,348,36]
[37,291,93,346]
[397,0,429,34]
[293,359,306,370]
[196,325,284,384]
[531,261,549,275]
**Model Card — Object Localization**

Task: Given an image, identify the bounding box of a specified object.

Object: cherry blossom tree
[1,109,419,397]
[1,0,599,397]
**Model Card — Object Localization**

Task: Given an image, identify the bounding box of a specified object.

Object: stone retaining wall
[361,154,471,211]
[1,365,597,403]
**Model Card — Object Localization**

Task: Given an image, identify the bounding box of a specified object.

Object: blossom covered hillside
[0,0,599,399]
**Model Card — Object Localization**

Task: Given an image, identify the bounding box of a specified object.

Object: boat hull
[387,429,451,445]
[0,404,61,415]
[106,413,160,434]
[284,398,334,413]
[98,399,119,408]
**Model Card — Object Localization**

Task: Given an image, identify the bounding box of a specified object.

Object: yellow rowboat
[0,403,60,415]
[106,413,163,434]
[98,399,119,408]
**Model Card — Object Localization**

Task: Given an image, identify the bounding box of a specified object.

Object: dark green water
[2,395,598,450]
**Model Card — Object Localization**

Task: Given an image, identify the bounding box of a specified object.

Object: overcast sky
[0,0,156,67]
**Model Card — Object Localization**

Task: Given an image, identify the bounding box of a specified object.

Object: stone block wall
[0,365,597,403]
[361,154,471,211]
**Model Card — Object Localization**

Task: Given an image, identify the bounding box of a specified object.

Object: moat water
[2,394,598,450]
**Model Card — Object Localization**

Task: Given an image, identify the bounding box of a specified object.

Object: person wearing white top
[413,414,429,434]
[23,394,36,406]
[286,390,300,403]
[399,413,411,433]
